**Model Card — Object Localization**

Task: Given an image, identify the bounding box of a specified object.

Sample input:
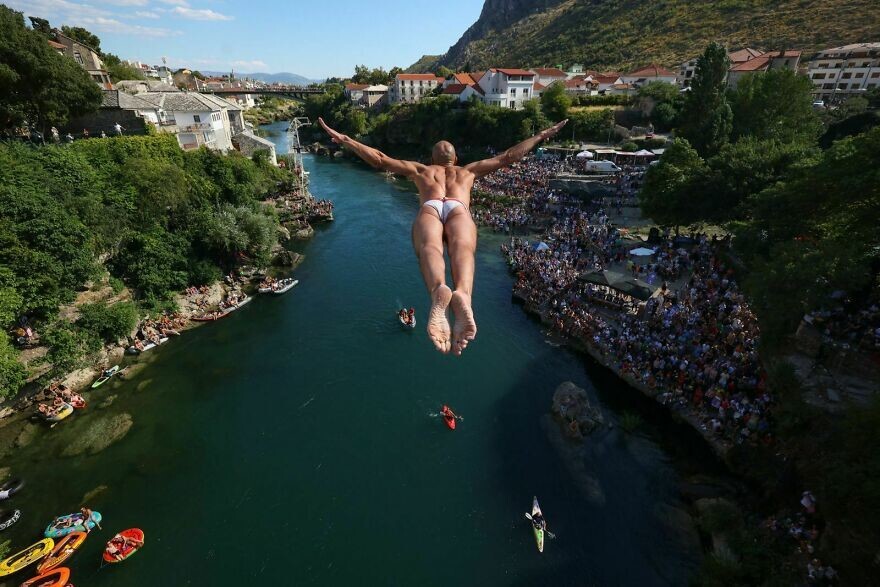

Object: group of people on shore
[35,381,84,418]
[804,296,880,352]
[484,157,770,450]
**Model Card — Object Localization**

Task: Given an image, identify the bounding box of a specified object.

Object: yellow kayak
[0,538,54,577]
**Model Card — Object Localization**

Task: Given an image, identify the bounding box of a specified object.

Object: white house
[389,74,443,104]
[476,68,536,109]
[727,50,801,89]
[679,48,763,87]
[566,64,585,77]
[592,74,622,93]
[362,84,389,108]
[807,43,880,101]
[344,83,368,103]
[441,83,484,104]
[619,64,678,88]
[530,67,567,87]
[562,76,597,95]
[137,92,243,152]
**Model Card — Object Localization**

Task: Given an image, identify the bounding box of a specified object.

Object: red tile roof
[592,75,620,84]
[728,48,764,63]
[452,72,476,85]
[626,64,677,78]
[730,56,771,72]
[531,67,566,77]
[491,68,535,77]
[469,71,485,83]
[397,73,442,81]
[442,84,468,95]
[533,82,547,91]
[345,83,369,91]
[47,40,65,49]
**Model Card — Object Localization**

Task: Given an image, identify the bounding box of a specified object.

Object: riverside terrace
[472,156,771,454]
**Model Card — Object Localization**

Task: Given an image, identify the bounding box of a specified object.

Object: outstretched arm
[464,120,568,178]
[318,118,424,177]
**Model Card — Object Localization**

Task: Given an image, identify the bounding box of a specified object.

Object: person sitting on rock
[318,117,567,355]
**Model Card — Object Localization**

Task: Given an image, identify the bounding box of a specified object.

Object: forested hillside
[410,0,880,72]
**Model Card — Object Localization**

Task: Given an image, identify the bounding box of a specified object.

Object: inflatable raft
[44,511,101,539]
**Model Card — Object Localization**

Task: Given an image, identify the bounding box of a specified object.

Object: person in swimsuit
[318,117,567,355]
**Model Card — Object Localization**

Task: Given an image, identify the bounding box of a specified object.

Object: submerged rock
[82,484,108,503]
[14,423,39,448]
[98,395,116,409]
[541,414,605,505]
[61,413,133,457]
[551,381,605,439]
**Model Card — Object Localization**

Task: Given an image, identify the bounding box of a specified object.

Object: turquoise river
[1,121,716,586]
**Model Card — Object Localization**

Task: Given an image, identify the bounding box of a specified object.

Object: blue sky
[8,0,483,78]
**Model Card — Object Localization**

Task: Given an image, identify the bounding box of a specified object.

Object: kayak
[36,532,86,574]
[91,365,120,388]
[399,315,416,329]
[0,477,24,499]
[103,528,144,563]
[44,511,101,539]
[20,566,70,587]
[530,496,545,553]
[44,403,73,424]
[441,405,456,430]
[0,509,20,531]
[0,539,54,577]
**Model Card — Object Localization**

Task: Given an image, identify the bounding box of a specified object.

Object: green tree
[678,42,732,156]
[59,25,101,52]
[102,53,146,82]
[540,82,571,122]
[639,138,708,226]
[0,336,25,400]
[0,6,102,132]
[729,68,820,144]
[76,301,138,343]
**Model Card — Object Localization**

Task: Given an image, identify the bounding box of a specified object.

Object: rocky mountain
[409,0,880,73]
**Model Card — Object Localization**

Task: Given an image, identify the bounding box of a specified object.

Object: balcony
[181,122,213,132]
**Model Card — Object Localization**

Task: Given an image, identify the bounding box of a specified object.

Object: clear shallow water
[2,122,703,586]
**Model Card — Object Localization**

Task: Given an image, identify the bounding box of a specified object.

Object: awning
[532,242,550,252]
[576,150,594,159]
[629,247,655,256]
[578,270,656,301]
[634,149,655,157]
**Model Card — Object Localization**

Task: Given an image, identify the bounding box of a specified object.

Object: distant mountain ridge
[409,0,880,73]
[202,71,317,85]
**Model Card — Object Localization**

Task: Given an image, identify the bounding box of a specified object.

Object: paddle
[524,512,556,539]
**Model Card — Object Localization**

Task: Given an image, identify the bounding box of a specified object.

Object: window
[193,115,201,123]
[523,88,529,96]
[841,72,852,79]
[510,88,517,96]
[74,51,84,65]
[823,83,834,89]
[855,72,864,78]
[811,73,825,79]
[837,83,848,89]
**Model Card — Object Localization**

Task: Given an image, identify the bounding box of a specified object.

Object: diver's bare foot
[427,285,453,354]
[451,290,477,356]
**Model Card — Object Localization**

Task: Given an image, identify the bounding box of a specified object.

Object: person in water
[318,117,567,355]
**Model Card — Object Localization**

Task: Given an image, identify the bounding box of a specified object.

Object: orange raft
[36,532,86,574]
[20,566,70,587]
[103,528,144,563]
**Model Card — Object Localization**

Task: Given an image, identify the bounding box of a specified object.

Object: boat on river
[192,295,251,321]
[0,538,54,577]
[91,365,120,388]
[43,403,73,423]
[258,278,299,294]
[37,531,86,573]
[103,528,145,563]
[528,497,545,553]
[44,511,102,539]
[21,567,70,587]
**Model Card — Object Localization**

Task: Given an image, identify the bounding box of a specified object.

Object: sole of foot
[427,285,453,354]
[451,290,477,356]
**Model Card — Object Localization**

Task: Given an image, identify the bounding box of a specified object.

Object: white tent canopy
[634,149,655,157]
[629,247,656,256]
[575,150,594,159]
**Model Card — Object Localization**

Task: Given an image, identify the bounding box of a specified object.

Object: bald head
[432,141,457,166]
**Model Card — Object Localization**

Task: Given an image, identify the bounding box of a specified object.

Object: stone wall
[234,131,277,165]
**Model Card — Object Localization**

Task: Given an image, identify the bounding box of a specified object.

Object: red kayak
[103,528,144,563]
[441,405,457,430]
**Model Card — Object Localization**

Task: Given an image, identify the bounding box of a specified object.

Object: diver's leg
[412,207,452,354]
[444,207,478,356]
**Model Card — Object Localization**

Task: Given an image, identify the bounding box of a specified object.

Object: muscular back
[411,165,476,207]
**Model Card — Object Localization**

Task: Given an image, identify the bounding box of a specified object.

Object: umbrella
[634,149,655,157]
[575,150,594,159]
[532,242,550,252]
[629,247,655,256]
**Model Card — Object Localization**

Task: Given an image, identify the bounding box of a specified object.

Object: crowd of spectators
[804,296,880,352]
[481,156,769,450]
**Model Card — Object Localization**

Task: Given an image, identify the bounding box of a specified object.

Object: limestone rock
[551,381,604,438]
[61,413,133,457]
[82,485,108,503]
[273,250,303,267]
[98,395,116,409]
[14,423,39,448]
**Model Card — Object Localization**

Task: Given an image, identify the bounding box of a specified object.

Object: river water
[1,121,706,586]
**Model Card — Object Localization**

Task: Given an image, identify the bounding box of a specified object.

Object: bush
[43,322,90,375]
[76,301,137,343]
[188,259,221,286]
[0,337,26,400]
[109,276,124,295]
